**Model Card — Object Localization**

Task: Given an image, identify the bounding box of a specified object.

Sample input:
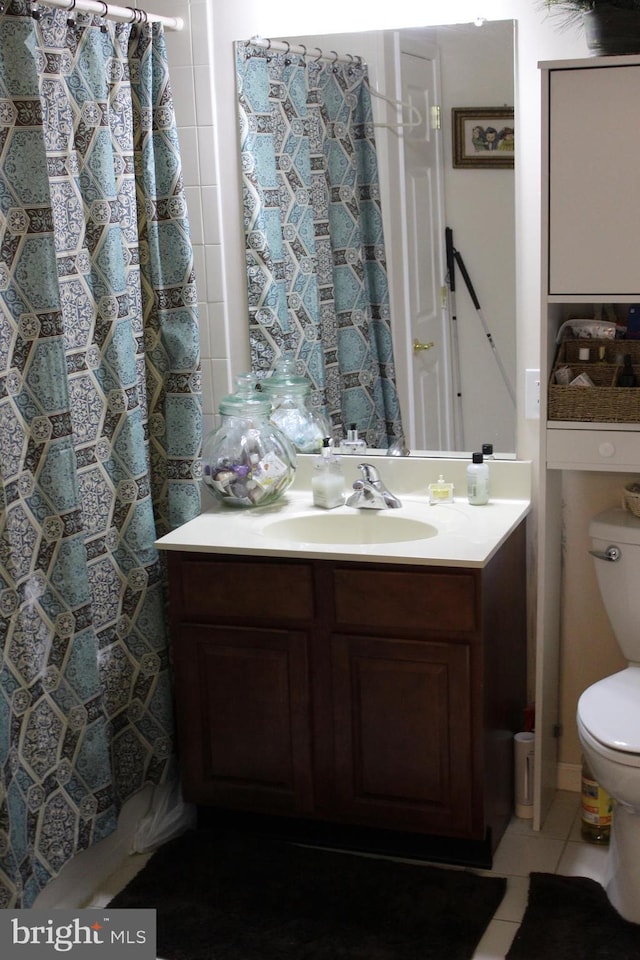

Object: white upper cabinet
[548,61,640,297]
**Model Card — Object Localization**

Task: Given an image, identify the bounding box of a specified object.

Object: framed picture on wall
[452,107,515,169]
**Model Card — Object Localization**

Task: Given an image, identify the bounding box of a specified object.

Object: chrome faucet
[346,463,402,509]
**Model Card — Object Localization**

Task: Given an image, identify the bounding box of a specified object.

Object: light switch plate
[525,369,540,419]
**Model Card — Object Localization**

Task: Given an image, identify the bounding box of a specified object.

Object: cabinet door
[330,634,474,836]
[173,625,314,815]
[548,64,640,295]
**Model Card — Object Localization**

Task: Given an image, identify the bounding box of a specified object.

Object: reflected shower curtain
[235,41,403,449]
[0,2,201,906]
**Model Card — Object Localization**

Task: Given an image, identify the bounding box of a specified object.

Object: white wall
[437,21,516,453]
[160,0,625,774]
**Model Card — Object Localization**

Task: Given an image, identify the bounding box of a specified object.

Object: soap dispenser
[341,423,367,455]
[312,438,345,509]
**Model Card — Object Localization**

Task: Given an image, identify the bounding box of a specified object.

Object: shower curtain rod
[248,35,421,131]
[33,0,183,30]
[250,36,364,65]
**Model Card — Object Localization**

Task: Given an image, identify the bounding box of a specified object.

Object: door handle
[589,545,621,562]
[413,339,435,353]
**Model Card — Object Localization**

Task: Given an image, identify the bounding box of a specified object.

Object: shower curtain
[235,41,403,449]
[0,1,201,906]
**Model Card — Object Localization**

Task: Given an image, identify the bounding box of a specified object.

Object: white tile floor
[86,791,608,960]
[474,790,608,958]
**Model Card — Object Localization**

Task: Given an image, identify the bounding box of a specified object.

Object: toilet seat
[578,667,640,759]
[578,715,640,770]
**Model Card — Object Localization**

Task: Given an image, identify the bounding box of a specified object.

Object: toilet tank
[590,507,640,663]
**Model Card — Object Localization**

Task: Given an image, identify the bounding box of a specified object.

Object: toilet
[577,506,640,923]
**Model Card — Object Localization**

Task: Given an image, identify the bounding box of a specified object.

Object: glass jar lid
[218,373,272,417]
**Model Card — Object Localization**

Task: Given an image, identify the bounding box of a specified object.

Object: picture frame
[452,107,515,169]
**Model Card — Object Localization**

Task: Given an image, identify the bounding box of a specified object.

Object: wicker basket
[623,485,640,518]
[548,340,640,422]
[558,338,640,365]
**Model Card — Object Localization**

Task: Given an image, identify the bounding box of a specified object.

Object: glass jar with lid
[202,374,296,507]
[260,357,331,454]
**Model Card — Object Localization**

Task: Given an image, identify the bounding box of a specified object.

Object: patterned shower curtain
[0,1,201,906]
[235,41,403,449]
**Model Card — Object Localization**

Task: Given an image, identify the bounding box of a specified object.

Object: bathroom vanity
[158,458,530,866]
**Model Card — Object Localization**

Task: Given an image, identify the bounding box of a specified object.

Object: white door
[400,49,452,451]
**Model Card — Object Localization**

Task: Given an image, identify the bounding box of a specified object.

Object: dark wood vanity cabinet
[166,520,526,859]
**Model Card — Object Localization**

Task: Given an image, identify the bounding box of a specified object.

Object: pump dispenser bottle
[312,438,345,509]
[341,423,367,455]
[467,452,489,505]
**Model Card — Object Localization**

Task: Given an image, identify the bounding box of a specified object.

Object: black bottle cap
[472,452,484,464]
[482,443,493,456]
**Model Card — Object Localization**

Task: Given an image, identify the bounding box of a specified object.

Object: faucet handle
[357,462,380,483]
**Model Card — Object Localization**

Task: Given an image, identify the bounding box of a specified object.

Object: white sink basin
[261,512,438,545]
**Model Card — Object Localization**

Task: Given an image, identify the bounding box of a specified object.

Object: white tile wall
[157,0,228,426]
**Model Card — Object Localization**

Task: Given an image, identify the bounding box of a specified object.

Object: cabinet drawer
[173,556,314,621]
[332,567,477,634]
[546,428,640,471]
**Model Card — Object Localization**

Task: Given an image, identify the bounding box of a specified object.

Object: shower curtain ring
[126,6,137,22]
[66,0,76,23]
[299,44,307,58]
[99,1,108,31]
[313,47,323,62]
[140,7,148,22]
[330,50,339,63]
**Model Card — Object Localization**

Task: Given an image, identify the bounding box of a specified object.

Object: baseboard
[557,761,581,793]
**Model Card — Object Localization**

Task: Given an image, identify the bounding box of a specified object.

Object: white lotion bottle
[467,452,489,505]
[312,438,345,509]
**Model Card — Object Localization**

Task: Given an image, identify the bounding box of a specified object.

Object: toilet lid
[579,669,640,754]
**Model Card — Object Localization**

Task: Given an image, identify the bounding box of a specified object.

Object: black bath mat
[507,872,640,959]
[108,827,506,960]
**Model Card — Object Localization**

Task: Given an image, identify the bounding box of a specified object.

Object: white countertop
[156,456,531,569]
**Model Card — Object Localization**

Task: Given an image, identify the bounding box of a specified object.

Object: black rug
[507,872,640,959]
[108,828,506,960]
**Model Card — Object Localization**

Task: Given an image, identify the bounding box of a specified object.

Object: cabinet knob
[598,441,615,458]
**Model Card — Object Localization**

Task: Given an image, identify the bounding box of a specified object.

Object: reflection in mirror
[274,20,517,455]
[236,40,403,451]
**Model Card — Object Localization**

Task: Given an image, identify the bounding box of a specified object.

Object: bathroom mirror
[255,20,516,455]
